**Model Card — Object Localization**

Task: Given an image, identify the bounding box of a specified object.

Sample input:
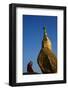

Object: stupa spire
[43,25,47,36]
[42,25,52,50]
[43,25,47,40]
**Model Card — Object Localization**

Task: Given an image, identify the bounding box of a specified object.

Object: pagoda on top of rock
[37,25,57,74]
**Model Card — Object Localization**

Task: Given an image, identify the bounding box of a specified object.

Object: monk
[27,61,34,74]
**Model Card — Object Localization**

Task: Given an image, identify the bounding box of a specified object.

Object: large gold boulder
[37,47,57,73]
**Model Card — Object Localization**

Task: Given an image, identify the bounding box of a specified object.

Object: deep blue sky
[23,15,57,73]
